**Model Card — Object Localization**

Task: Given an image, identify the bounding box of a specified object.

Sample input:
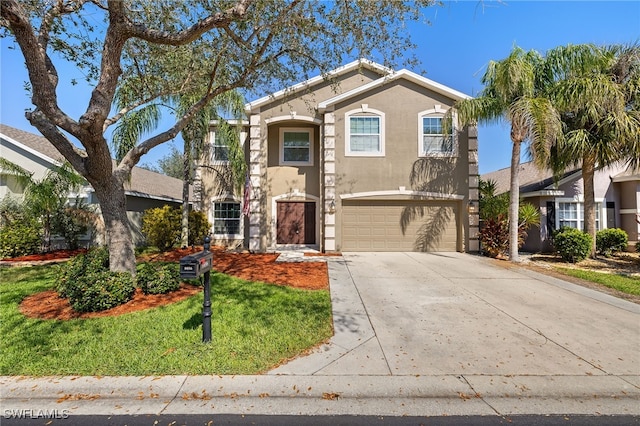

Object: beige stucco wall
[329,79,470,251]
[618,180,639,245]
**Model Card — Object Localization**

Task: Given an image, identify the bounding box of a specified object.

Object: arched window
[418,106,457,157]
[345,105,385,157]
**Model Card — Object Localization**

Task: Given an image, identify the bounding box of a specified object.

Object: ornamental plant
[596,228,628,257]
[553,227,592,263]
[56,246,135,312]
[136,262,181,295]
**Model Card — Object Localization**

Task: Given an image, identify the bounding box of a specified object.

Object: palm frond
[112,104,161,162]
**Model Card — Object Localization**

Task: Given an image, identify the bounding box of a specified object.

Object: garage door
[341,200,458,251]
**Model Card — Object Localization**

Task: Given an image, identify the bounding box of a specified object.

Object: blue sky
[1,1,639,174]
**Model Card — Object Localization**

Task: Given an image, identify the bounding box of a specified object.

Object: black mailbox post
[180,236,213,343]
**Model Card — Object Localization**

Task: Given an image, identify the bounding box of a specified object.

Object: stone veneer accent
[248,114,263,251]
[467,126,480,252]
[322,112,337,252]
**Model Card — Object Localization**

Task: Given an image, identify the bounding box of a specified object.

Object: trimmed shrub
[136,262,181,295]
[0,218,41,258]
[56,246,109,298]
[596,228,628,256]
[553,227,592,263]
[188,210,211,246]
[67,271,136,313]
[141,205,181,251]
[56,246,134,312]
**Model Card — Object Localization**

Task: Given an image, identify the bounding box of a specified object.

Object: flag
[242,171,251,217]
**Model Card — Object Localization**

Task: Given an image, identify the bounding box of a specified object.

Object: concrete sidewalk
[2,252,639,417]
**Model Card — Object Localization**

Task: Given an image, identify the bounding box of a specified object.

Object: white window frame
[555,198,604,231]
[345,105,385,157]
[418,106,457,157]
[212,199,243,238]
[279,127,314,166]
[210,129,231,164]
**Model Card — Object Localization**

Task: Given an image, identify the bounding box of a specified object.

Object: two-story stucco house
[199,60,480,253]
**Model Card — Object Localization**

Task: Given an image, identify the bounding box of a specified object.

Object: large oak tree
[1,0,432,273]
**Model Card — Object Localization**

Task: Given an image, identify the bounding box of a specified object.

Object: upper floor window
[418,107,456,157]
[280,128,313,166]
[345,106,385,157]
[211,130,230,163]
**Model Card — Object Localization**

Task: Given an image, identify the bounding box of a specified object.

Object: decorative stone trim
[467,125,480,252]
[323,112,337,252]
[248,114,262,251]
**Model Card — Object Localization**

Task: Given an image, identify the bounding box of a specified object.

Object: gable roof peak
[245,59,391,113]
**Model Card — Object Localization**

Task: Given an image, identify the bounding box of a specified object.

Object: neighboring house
[0,124,191,247]
[200,59,480,253]
[482,161,640,252]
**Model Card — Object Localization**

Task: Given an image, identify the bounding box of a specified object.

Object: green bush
[67,271,136,313]
[188,210,211,246]
[553,227,592,263]
[56,247,109,299]
[596,228,628,256]
[141,205,181,251]
[136,262,181,295]
[0,218,41,258]
[56,246,135,313]
[141,205,212,250]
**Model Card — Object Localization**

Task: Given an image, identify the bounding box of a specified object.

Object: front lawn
[0,265,332,376]
[553,266,640,296]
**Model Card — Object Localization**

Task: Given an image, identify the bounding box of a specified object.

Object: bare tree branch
[124,0,254,46]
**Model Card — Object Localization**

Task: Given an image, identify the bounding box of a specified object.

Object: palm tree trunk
[180,140,191,248]
[509,139,521,262]
[582,154,597,258]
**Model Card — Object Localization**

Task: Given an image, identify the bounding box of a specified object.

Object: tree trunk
[94,181,136,274]
[582,154,597,258]
[180,140,191,248]
[508,139,521,262]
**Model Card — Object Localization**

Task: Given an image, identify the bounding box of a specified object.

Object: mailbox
[179,251,213,279]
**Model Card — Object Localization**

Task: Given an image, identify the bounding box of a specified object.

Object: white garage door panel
[341,200,458,252]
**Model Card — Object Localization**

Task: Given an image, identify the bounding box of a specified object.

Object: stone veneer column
[467,126,480,252]
[248,114,263,251]
[323,112,337,252]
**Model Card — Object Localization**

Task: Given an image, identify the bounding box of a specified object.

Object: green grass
[553,267,640,296]
[0,265,332,376]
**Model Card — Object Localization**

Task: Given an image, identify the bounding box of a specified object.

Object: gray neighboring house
[0,123,190,247]
[482,161,640,253]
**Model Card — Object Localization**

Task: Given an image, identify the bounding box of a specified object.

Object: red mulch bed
[2,248,87,262]
[15,246,328,320]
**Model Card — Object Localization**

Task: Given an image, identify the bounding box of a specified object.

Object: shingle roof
[481,161,580,195]
[1,123,187,202]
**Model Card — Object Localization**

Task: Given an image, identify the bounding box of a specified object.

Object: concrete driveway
[269,251,640,415]
[330,252,639,377]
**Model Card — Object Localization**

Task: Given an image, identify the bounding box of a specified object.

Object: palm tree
[112,88,246,249]
[174,90,245,248]
[0,159,85,251]
[453,46,562,262]
[543,43,640,257]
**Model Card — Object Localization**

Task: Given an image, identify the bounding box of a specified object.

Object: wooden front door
[276,201,316,244]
